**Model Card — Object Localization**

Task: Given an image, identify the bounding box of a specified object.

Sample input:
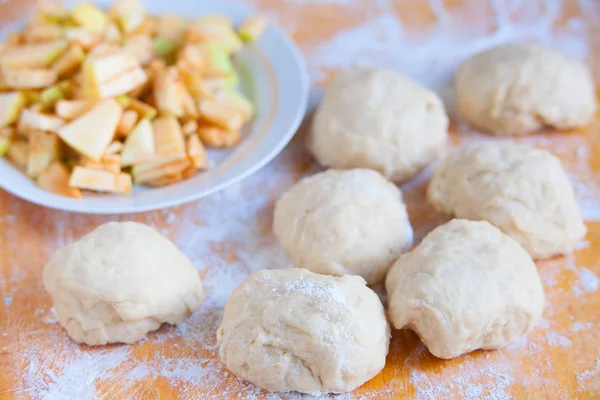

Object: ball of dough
[308,67,449,182]
[455,43,597,136]
[427,141,586,259]
[386,219,544,359]
[217,268,390,394]
[43,222,205,345]
[273,168,413,284]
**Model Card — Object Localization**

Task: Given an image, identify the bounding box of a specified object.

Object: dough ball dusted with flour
[308,67,449,182]
[43,222,204,346]
[273,169,413,285]
[455,43,597,136]
[386,219,544,359]
[427,141,586,259]
[217,268,390,394]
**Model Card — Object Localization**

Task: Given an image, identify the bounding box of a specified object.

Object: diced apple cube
[51,44,85,78]
[177,83,199,118]
[65,28,101,50]
[132,158,190,184]
[2,68,58,89]
[57,99,122,161]
[17,109,65,135]
[198,43,235,78]
[123,34,154,65]
[0,40,67,69]
[177,61,212,101]
[154,67,183,117]
[82,50,140,98]
[69,166,132,193]
[197,124,241,148]
[71,2,107,33]
[186,134,208,169]
[6,139,28,169]
[55,99,95,120]
[78,154,121,173]
[215,89,254,121]
[157,15,189,45]
[110,0,146,34]
[152,116,186,160]
[239,15,268,43]
[0,91,26,127]
[116,109,139,136]
[103,23,122,43]
[38,161,83,199]
[120,118,154,166]
[144,172,184,187]
[187,21,243,54]
[96,66,147,98]
[27,130,61,178]
[199,100,245,131]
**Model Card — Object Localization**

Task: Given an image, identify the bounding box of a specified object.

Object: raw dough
[386,219,544,359]
[308,67,449,182]
[427,141,586,259]
[43,221,205,345]
[455,43,597,136]
[273,168,413,284]
[217,268,390,394]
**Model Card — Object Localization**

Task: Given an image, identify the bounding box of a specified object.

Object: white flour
[2,0,600,398]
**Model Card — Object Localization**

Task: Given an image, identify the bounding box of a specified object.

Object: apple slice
[1,40,67,69]
[152,117,186,161]
[154,67,183,117]
[71,3,107,33]
[27,131,62,178]
[97,67,147,98]
[0,92,26,127]
[2,68,57,89]
[145,172,184,187]
[239,15,268,43]
[6,138,28,169]
[78,154,122,173]
[64,28,101,51]
[126,98,157,120]
[132,158,190,184]
[55,99,95,120]
[82,50,140,98]
[199,100,245,131]
[121,118,155,166]
[177,83,199,118]
[69,166,132,194]
[186,134,208,169]
[215,89,254,121]
[17,109,65,135]
[157,15,189,45]
[0,137,9,156]
[57,99,122,161]
[110,0,146,34]
[116,109,139,136]
[177,61,212,101]
[38,162,83,199]
[197,124,241,148]
[123,34,154,65]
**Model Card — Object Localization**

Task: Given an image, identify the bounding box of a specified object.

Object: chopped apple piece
[88,43,122,57]
[0,40,67,69]
[65,28,101,50]
[152,116,186,160]
[79,155,121,173]
[178,83,199,118]
[38,162,83,199]
[187,20,243,54]
[199,100,245,131]
[2,68,57,89]
[182,165,197,179]
[186,134,208,169]
[6,139,28,169]
[17,109,65,135]
[177,61,212,101]
[69,166,132,193]
[55,99,95,120]
[204,72,239,91]
[239,15,268,42]
[25,24,64,43]
[123,34,154,65]
[198,43,235,78]
[104,23,122,43]
[71,3,107,33]
[145,172,184,187]
[0,92,26,127]
[110,0,146,34]
[215,89,254,121]
[105,141,124,155]
[128,98,157,120]
[132,158,190,184]
[154,67,183,117]
[40,85,64,109]
[116,109,139,136]
[57,99,122,161]
[27,130,61,178]
[197,124,241,148]
[181,119,197,136]
[131,15,157,36]
[97,66,147,98]
[178,44,204,71]
[0,137,9,156]
[157,15,189,45]
[121,118,154,166]
[51,44,84,78]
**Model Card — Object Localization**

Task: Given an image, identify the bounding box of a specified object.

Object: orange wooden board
[1,0,600,399]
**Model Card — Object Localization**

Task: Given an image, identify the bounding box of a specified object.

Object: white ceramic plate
[0,0,309,214]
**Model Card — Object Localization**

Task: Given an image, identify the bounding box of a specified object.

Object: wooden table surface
[1,0,600,399]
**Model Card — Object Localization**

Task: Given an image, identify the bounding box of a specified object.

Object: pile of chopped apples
[0,0,267,198]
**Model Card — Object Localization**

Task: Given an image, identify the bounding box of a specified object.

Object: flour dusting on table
[2,0,600,398]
